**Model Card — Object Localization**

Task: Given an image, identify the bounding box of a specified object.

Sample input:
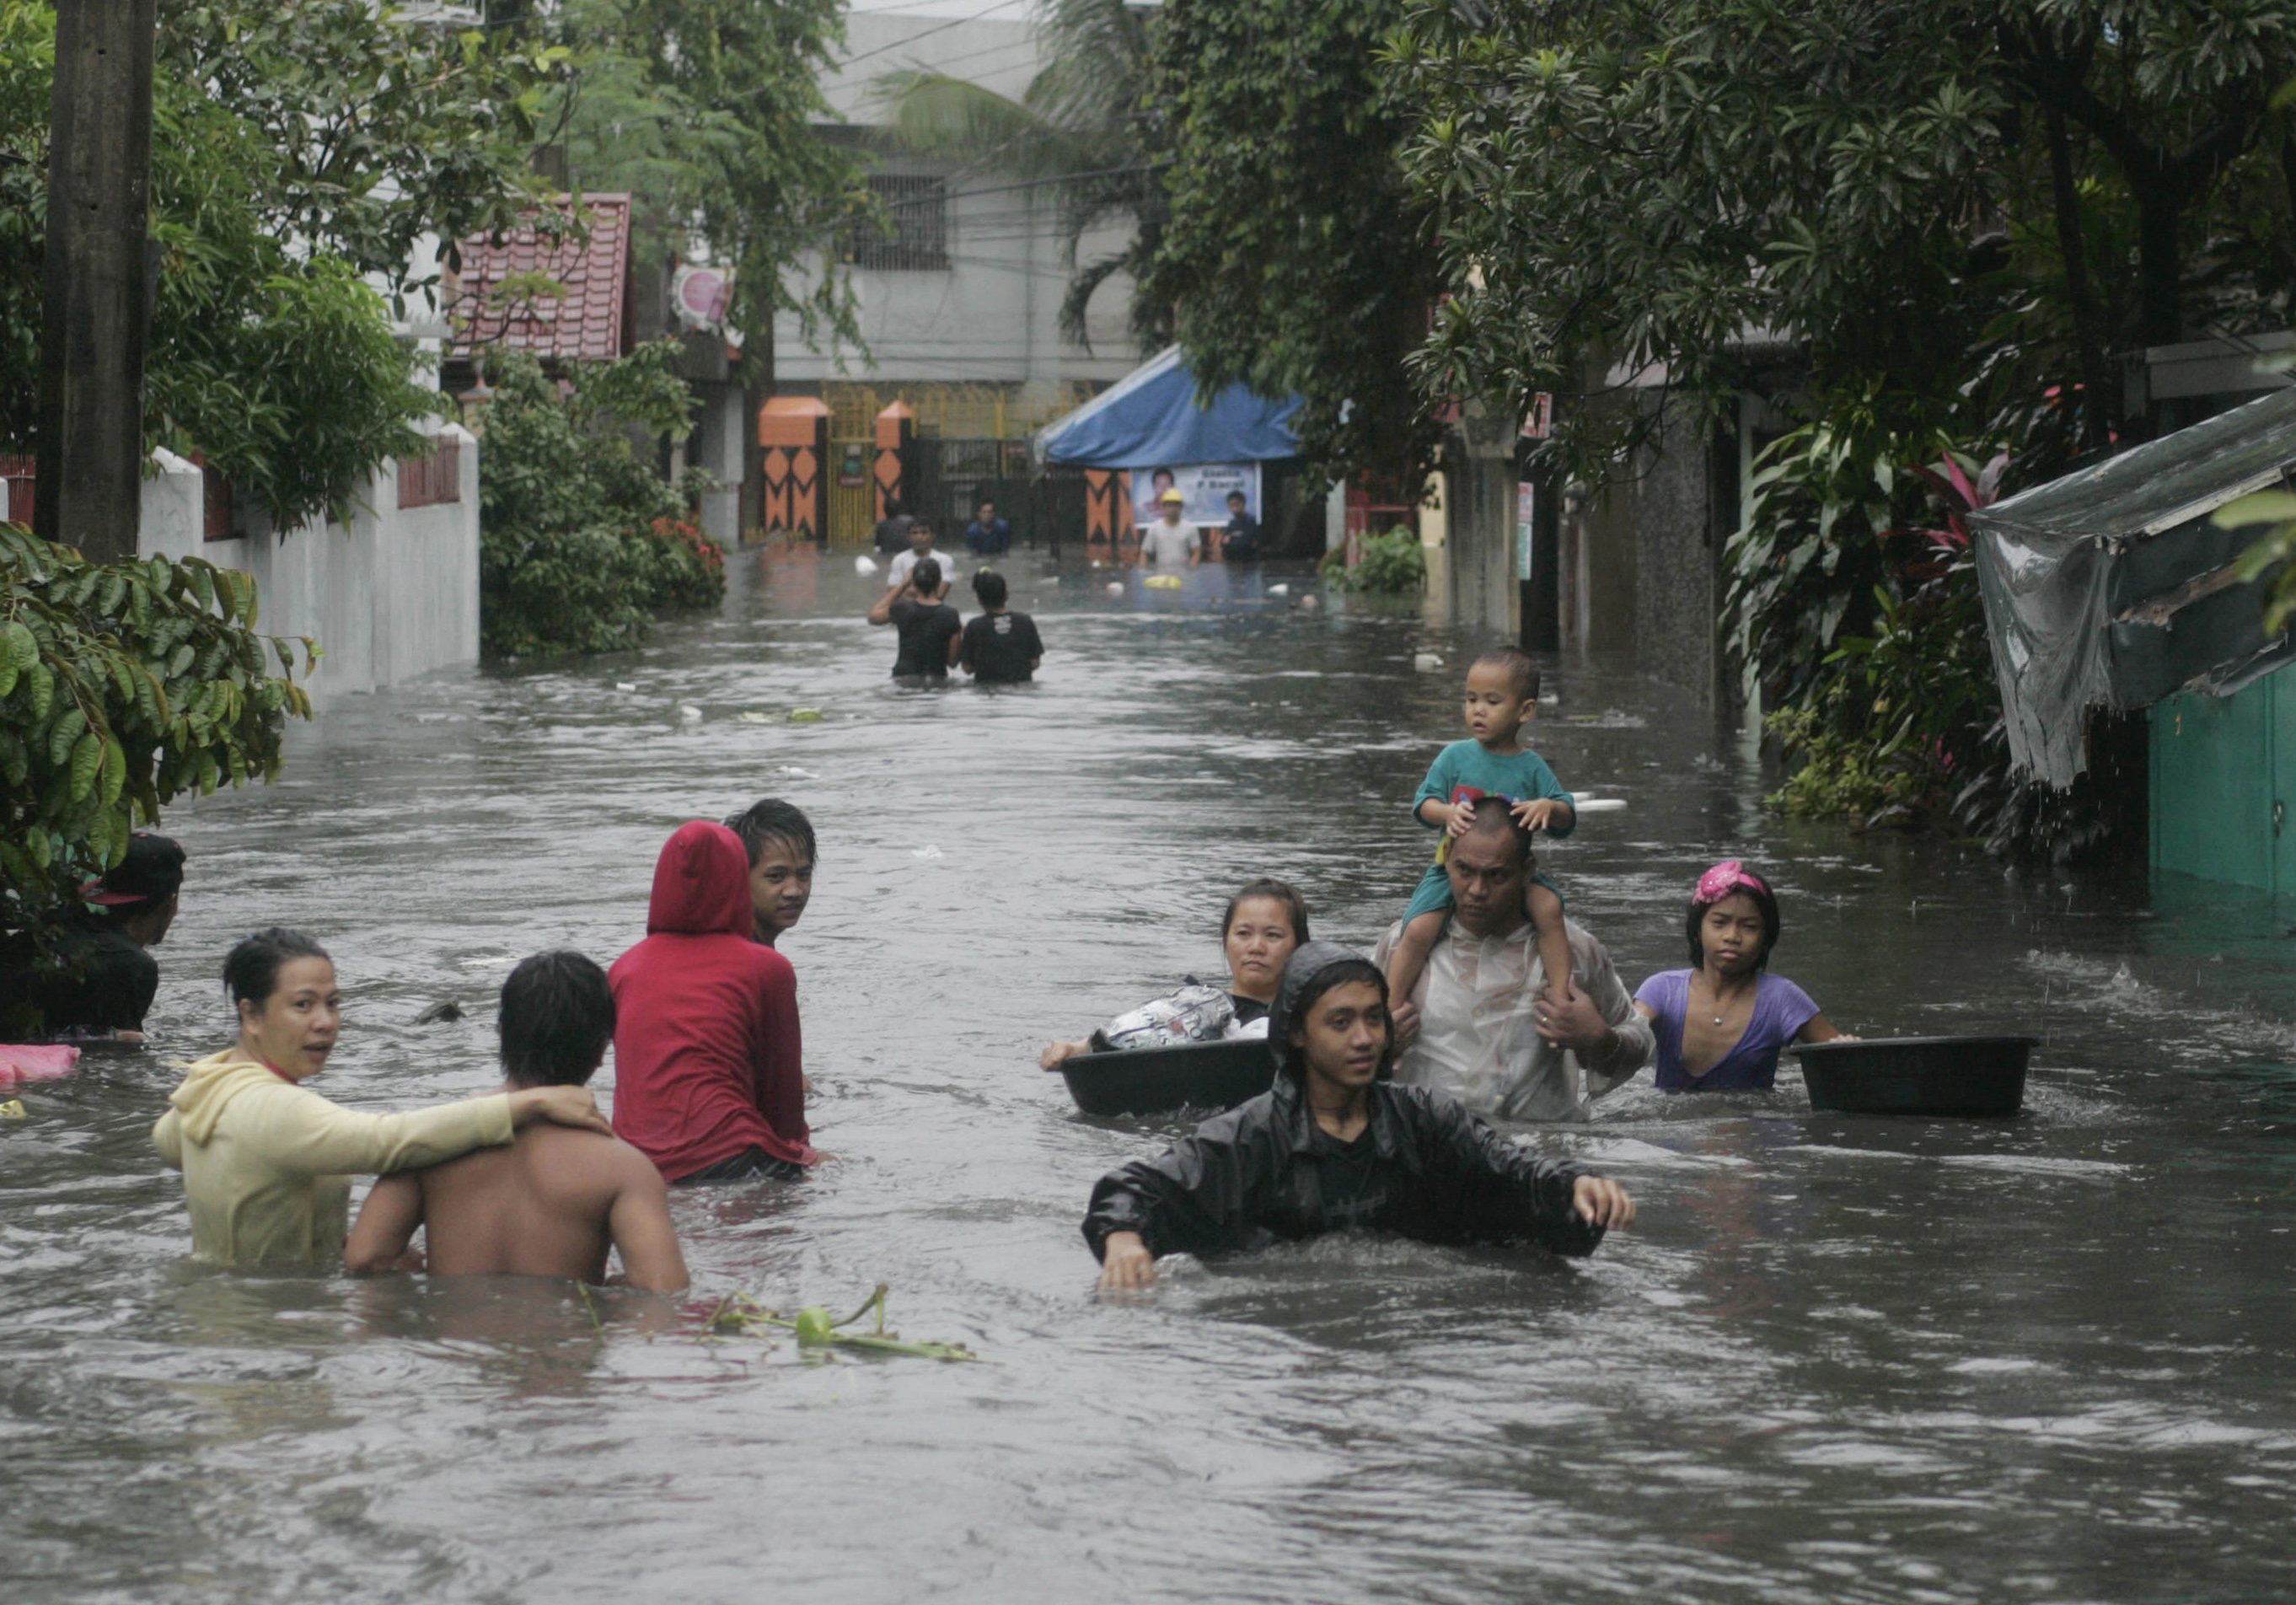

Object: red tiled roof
[448,194,632,363]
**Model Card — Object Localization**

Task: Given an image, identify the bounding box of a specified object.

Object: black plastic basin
[1794,1035,2035,1118]
[1055,1037,1275,1117]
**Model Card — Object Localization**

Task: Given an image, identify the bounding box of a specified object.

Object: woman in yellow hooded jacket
[153,927,611,1269]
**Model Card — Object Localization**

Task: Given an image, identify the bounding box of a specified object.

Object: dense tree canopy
[1147,0,1441,485]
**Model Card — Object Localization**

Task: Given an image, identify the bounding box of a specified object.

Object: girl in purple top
[1633,862,1850,1091]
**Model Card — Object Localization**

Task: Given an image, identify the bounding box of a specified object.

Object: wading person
[955,568,1043,684]
[1084,942,1636,1290]
[963,497,1011,557]
[151,928,610,1269]
[886,518,958,591]
[609,822,818,1184]
[724,798,817,947]
[1376,799,1651,1122]
[3,832,185,1039]
[1382,648,1577,1029]
[872,495,914,556]
[1040,878,1307,1068]
[345,951,688,1291]
[868,556,961,683]
[1633,862,1851,1091]
[1219,489,1259,563]
[1136,489,1199,569]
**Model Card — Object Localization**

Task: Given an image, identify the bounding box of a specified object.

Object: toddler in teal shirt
[1384,647,1577,1013]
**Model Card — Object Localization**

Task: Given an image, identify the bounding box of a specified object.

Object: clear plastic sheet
[1969,387,2296,786]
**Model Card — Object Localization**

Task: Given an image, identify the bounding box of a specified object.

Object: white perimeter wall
[137,427,481,703]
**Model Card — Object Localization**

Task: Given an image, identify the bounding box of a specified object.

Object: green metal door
[2150,670,2282,894]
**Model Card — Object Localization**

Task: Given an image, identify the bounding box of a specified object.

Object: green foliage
[1392,0,2296,482]
[876,0,1169,350]
[0,0,566,529]
[1322,527,1427,594]
[476,345,726,659]
[0,523,314,941]
[1148,0,1441,484]
[2218,487,2296,633]
[547,0,873,362]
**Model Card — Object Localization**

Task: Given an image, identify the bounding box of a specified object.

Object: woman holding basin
[1632,861,1853,1092]
[1039,878,1308,1069]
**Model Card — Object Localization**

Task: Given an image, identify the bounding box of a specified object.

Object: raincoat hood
[165,1049,282,1146]
[1265,941,1390,1078]
[646,821,754,937]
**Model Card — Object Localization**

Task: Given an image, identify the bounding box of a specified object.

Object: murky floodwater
[5,549,2293,1603]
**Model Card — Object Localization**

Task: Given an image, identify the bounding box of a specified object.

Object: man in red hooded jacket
[609,822,818,1184]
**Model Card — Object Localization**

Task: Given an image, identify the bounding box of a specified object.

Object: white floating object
[677,704,704,722]
[1574,797,1628,813]
[736,711,775,724]
[615,681,637,692]
[1267,582,1290,597]
[779,766,818,780]
[1297,593,1318,609]
[1414,652,1444,673]
[910,844,944,861]
[1105,580,1124,596]
[854,555,879,576]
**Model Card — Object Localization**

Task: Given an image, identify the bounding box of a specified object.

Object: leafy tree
[1146,0,1443,484]
[0,523,314,958]
[0,1,568,528]
[547,0,874,358]
[477,343,724,660]
[875,0,1171,351]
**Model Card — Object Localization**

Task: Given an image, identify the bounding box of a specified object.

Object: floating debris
[1414,652,1444,672]
[1144,573,1184,590]
[705,1285,977,1362]
[413,1001,464,1026]
[1105,581,1124,596]
[855,555,880,577]
[0,1099,25,1120]
[677,705,705,722]
[737,711,776,724]
[788,708,823,723]
[1267,582,1290,596]
[615,681,638,692]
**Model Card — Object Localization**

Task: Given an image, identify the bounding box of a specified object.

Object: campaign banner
[1131,463,1260,527]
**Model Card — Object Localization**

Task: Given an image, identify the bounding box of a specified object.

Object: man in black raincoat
[1084,942,1636,1290]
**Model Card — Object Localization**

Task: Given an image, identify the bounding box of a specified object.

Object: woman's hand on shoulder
[509,1085,614,1135]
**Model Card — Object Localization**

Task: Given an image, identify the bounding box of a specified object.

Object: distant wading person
[152,928,611,1269]
[1633,861,1851,1092]
[3,831,185,1039]
[1084,942,1637,1290]
[955,569,1043,684]
[345,951,688,1291]
[609,822,819,1184]
[869,556,961,683]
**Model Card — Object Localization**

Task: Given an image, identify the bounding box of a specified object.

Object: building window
[849,174,948,271]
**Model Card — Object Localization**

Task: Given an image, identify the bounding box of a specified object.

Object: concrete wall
[137,427,481,703]
[1442,405,1522,637]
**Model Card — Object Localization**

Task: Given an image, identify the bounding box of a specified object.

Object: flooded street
[5,548,2293,1603]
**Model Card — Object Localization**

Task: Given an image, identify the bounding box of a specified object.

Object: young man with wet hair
[3,831,185,1039]
[345,951,689,1291]
[955,568,1044,684]
[723,798,817,947]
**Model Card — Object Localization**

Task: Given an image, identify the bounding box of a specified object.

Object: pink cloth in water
[0,1044,80,1085]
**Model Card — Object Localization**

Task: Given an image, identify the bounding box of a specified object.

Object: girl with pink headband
[1630,861,1851,1092]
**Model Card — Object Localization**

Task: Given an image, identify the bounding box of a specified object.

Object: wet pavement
[3,546,2293,1602]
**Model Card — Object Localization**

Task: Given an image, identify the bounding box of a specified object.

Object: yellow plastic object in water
[0,1099,24,1120]
[788,708,824,723]
[1143,573,1184,590]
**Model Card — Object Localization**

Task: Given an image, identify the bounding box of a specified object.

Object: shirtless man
[345,951,689,1291]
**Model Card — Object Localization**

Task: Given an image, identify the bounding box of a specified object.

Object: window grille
[849,175,949,271]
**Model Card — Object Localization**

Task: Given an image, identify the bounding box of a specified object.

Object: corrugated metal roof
[449,194,632,363]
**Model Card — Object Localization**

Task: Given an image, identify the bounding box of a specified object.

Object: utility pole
[35,0,157,563]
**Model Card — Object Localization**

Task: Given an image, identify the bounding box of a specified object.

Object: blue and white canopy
[1034,346,1302,469]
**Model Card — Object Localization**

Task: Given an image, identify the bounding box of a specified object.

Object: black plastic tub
[1794,1035,2035,1118]
[1055,1037,1275,1118]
